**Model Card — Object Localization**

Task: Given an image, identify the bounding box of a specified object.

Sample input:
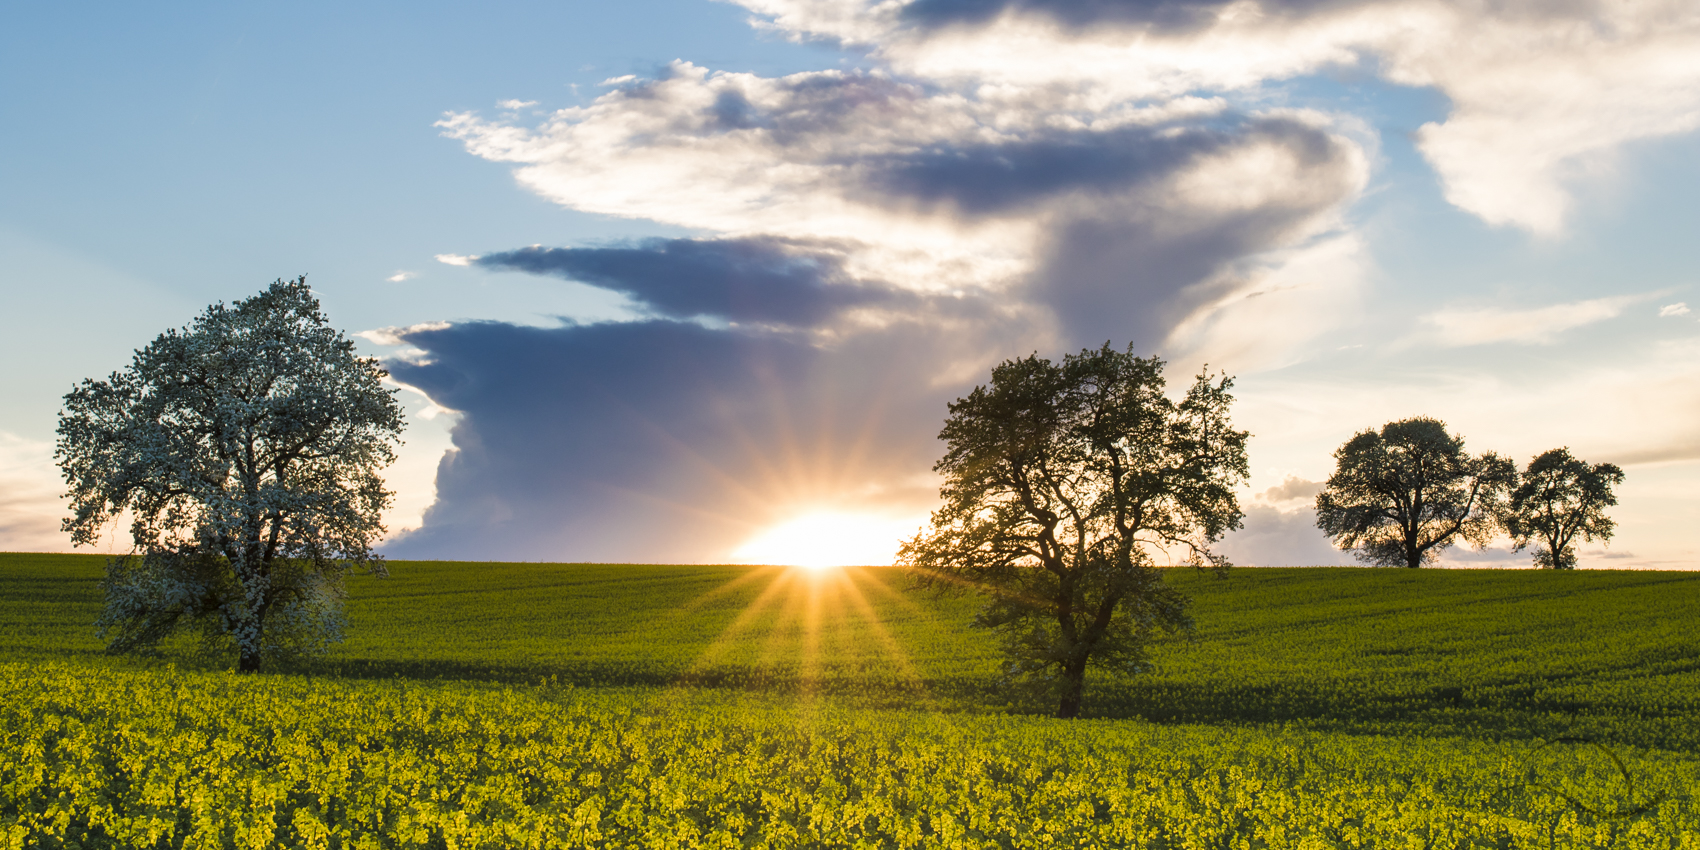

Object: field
[3,553,1698,848]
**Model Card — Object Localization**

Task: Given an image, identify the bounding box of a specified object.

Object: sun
[731,511,919,570]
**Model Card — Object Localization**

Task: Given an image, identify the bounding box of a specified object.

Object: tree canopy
[1314,418,1514,568]
[1502,448,1624,570]
[56,278,405,671]
[898,344,1248,718]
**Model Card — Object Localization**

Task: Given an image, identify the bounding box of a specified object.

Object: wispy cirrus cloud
[1415,293,1647,348]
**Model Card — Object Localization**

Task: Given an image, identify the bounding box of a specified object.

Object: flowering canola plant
[4,662,1695,849]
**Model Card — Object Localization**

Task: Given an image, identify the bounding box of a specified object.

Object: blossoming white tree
[57,277,404,672]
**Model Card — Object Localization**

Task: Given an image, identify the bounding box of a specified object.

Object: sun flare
[731,512,919,570]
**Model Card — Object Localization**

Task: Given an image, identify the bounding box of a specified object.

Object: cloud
[1260,475,1324,503]
[386,271,415,282]
[1213,503,1354,567]
[497,99,538,109]
[1661,302,1691,317]
[440,63,1367,351]
[735,0,1700,233]
[1416,294,1643,348]
[1160,231,1367,371]
[476,237,914,326]
[381,309,1029,562]
[0,433,72,553]
[434,253,479,266]
[413,32,1378,561]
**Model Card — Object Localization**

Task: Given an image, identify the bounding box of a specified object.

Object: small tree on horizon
[898,344,1248,719]
[1502,448,1624,570]
[56,277,405,672]
[1314,418,1514,568]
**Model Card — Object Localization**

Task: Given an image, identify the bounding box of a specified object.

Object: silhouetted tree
[899,344,1248,718]
[1315,418,1514,568]
[57,278,404,671]
[1502,448,1624,570]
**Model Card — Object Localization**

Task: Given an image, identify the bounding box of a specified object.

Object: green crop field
[3,552,1697,848]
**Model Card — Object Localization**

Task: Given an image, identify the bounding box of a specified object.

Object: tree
[897,344,1248,719]
[1501,448,1624,570]
[56,277,404,672]
[1314,418,1514,568]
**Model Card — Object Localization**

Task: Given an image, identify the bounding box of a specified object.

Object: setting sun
[731,512,920,570]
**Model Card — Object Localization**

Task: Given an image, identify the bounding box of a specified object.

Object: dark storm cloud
[898,0,1354,33]
[382,313,1009,563]
[418,68,1369,562]
[860,119,1251,216]
[893,117,1359,350]
[477,238,902,326]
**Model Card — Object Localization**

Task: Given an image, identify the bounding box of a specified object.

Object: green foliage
[4,555,1700,845]
[900,345,1248,717]
[1503,448,1625,570]
[1315,417,1516,568]
[3,662,1696,849]
[55,278,404,671]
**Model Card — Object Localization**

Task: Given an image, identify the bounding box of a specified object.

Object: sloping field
[2,553,1697,847]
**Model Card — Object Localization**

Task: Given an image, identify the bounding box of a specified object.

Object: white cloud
[357,322,452,369]
[386,271,415,282]
[433,253,479,266]
[497,99,538,109]
[1661,302,1691,317]
[439,62,1369,353]
[1214,503,1354,566]
[1259,476,1325,504]
[1162,231,1369,372]
[0,432,71,553]
[1416,294,1643,348]
[735,0,1700,234]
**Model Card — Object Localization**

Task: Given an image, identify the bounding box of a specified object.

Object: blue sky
[3,0,1697,568]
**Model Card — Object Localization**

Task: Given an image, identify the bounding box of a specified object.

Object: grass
[4,553,1698,847]
[4,553,1695,747]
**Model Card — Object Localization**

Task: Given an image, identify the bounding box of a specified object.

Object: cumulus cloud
[409,48,1381,560]
[735,0,1700,233]
[386,271,415,282]
[381,306,1029,562]
[1214,503,1354,566]
[1661,302,1691,317]
[1261,475,1325,503]
[400,1,1698,563]
[440,62,1367,351]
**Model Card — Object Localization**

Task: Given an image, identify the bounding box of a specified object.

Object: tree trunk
[237,585,267,673]
[1056,657,1089,719]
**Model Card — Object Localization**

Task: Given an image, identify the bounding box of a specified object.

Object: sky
[2,0,1697,569]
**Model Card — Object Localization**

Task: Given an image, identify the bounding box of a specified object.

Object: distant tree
[898,344,1248,719]
[56,278,404,672]
[1315,418,1515,568]
[1501,448,1624,570]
